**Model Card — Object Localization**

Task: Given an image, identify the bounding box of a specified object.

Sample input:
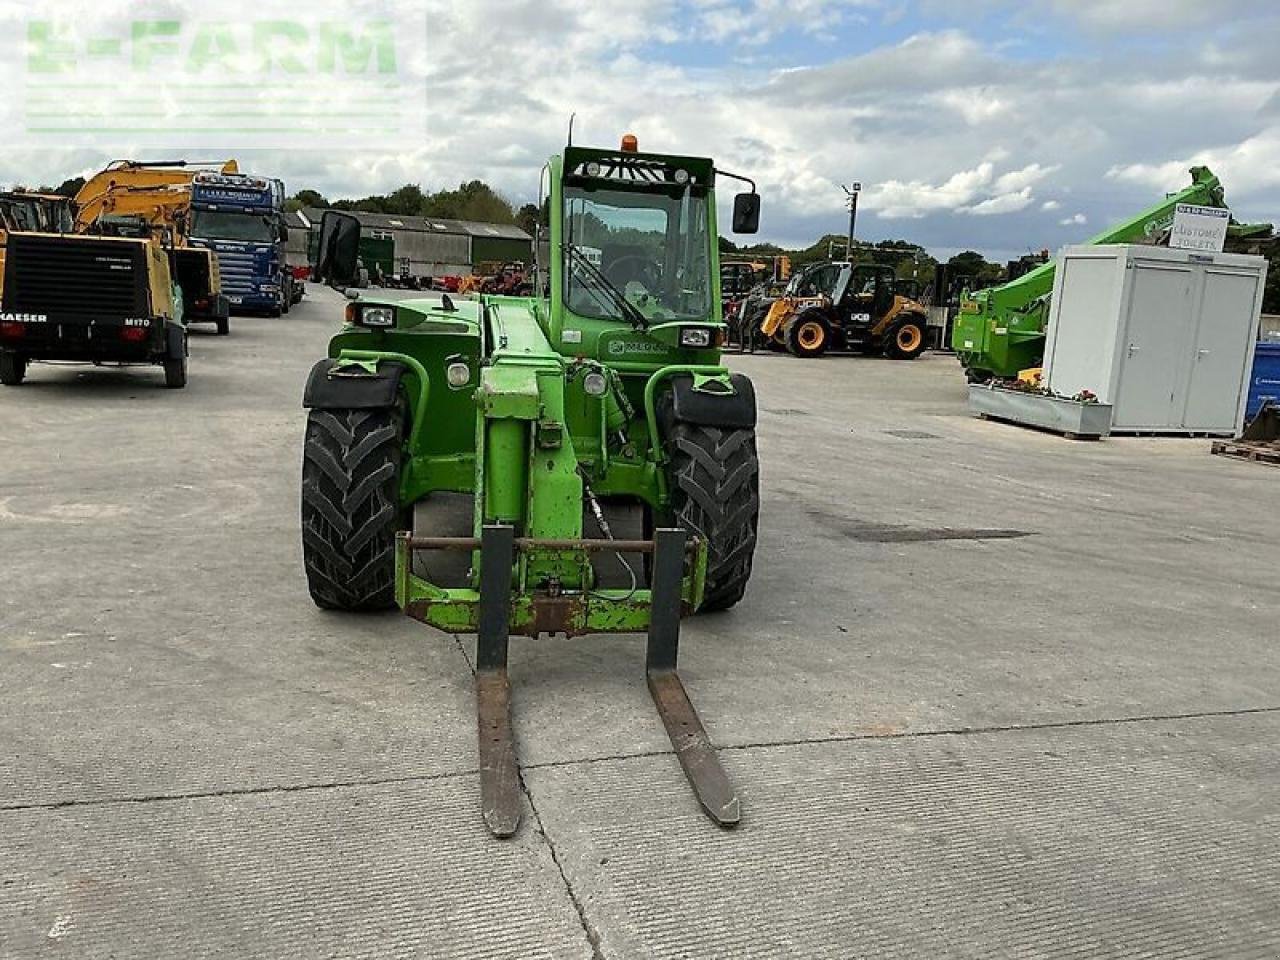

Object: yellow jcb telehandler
[761,261,930,359]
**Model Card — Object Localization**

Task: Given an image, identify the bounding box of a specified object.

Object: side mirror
[314,211,361,287]
[732,192,760,235]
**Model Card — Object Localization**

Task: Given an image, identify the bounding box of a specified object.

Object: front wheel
[0,352,27,386]
[301,407,404,611]
[885,317,928,360]
[665,421,760,612]
[216,317,230,336]
[785,311,831,358]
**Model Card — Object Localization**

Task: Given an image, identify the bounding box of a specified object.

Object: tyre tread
[301,408,403,611]
[666,421,760,611]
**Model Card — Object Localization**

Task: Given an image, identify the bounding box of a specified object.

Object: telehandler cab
[302,136,763,836]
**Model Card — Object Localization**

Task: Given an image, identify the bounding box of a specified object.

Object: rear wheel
[215,317,230,336]
[885,316,928,360]
[301,407,404,611]
[163,354,187,389]
[665,421,760,612]
[785,311,830,358]
[0,352,26,386]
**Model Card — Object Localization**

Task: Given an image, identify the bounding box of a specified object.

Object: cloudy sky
[1,0,1278,260]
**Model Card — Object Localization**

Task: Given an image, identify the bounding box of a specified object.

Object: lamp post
[842,182,861,257]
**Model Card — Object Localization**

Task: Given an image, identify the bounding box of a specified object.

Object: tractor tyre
[163,354,188,389]
[785,311,831,358]
[216,317,230,336]
[665,421,760,612]
[301,407,405,611]
[885,316,928,360]
[0,352,27,386]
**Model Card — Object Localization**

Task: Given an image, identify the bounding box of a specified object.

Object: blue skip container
[1247,341,1280,421]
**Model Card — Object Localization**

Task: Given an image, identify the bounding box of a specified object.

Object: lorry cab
[188,173,289,316]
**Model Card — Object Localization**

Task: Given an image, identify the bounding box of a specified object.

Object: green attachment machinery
[953,166,1273,381]
[301,137,763,836]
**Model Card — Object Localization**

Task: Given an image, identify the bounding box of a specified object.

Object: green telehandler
[953,166,1274,381]
[301,135,763,837]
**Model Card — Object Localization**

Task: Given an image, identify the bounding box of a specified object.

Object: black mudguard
[303,358,407,410]
[665,372,757,430]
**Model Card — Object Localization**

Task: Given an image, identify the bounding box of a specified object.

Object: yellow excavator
[1,160,236,388]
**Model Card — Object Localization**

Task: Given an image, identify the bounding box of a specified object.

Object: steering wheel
[605,254,660,290]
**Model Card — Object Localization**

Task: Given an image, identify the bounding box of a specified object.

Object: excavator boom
[73,160,237,233]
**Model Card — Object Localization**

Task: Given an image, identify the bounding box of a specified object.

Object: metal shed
[296,208,531,280]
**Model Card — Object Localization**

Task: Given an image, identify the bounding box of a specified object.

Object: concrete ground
[2,284,1278,958]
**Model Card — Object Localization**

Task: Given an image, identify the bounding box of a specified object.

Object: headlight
[679,327,713,349]
[673,168,690,185]
[359,306,395,328]
[446,362,471,388]
[582,371,608,396]
[585,161,602,177]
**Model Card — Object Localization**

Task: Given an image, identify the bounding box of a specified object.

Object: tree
[385,184,426,216]
[515,203,540,238]
[947,250,1002,287]
[423,180,515,224]
[287,189,328,212]
[54,177,85,198]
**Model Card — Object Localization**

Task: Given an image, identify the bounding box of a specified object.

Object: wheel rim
[897,324,922,351]
[798,322,825,350]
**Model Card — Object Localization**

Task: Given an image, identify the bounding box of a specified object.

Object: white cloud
[864,161,1051,219]
[1046,0,1272,30]
[936,89,1012,125]
[866,162,993,219]
[1060,213,1087,226]
[1107,127,1280,197]
[962,188,1034,216]
[1042,200,1061,211]
[692,0,879,44]
[995,163,1059,194]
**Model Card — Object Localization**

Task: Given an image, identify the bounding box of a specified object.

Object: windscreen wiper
[563,242,648,330]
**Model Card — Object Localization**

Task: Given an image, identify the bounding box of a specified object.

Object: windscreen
[564,185,712,323]
[191,210,276,243]
[792,263,841,297]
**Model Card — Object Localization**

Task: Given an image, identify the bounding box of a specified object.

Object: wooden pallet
[1211,439,1280,465]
